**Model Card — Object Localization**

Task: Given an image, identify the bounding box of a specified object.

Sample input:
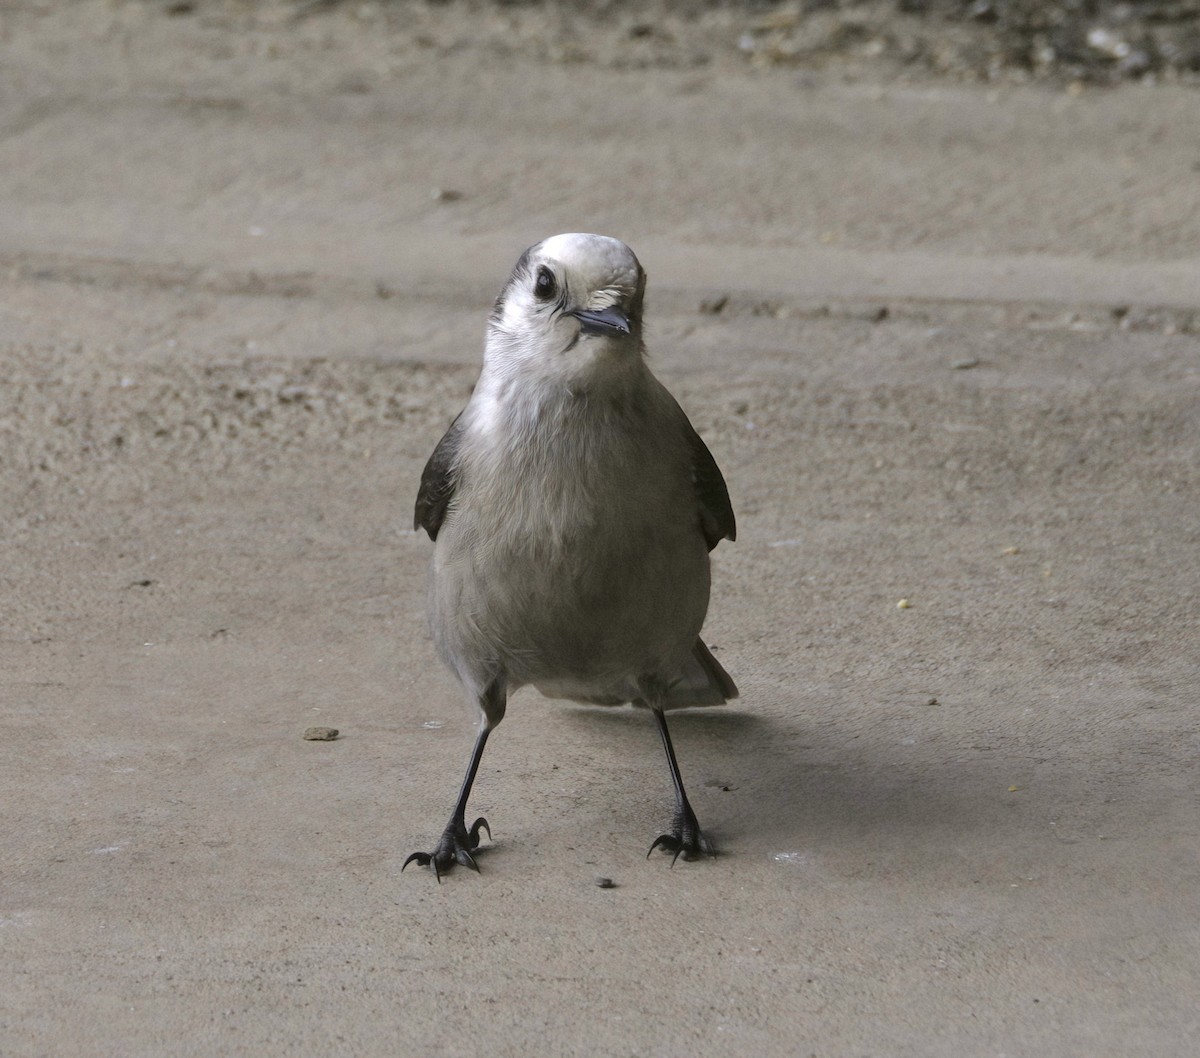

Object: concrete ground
[2,3,1198,1056]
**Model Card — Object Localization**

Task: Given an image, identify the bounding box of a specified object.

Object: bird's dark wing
[414,413,465,541]
[684,420,736,551]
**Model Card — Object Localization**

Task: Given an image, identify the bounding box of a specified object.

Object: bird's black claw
[403,816,492,881]
[647,807,715,865]
[466,816,491,846]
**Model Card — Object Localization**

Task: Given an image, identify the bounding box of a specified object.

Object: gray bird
[404,233,737,879]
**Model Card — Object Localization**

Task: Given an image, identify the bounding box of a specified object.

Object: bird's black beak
[571,306,631,338]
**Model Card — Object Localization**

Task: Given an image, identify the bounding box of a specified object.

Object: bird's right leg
[647,705,716,864]
[403,678,505,881]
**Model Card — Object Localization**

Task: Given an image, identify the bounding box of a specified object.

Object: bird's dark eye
[534,267,557,302]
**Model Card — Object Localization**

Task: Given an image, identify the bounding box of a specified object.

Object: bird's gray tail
[662,638,740,708]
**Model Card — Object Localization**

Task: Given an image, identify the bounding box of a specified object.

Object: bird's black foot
[647,804,715,865]
[402,816,491,881]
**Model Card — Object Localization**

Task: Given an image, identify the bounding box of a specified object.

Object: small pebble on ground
[303,726,339,741]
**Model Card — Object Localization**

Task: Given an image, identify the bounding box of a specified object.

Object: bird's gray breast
[430,391,710,694]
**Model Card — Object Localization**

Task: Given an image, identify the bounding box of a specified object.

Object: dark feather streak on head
[489,248,534,324]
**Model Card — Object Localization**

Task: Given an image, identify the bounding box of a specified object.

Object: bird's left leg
[646,705,716,864]
[403,677,505,881]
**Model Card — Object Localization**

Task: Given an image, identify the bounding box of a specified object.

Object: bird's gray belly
[432,508,710,700]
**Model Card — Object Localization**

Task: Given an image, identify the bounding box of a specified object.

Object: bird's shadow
[555,701,1015,857]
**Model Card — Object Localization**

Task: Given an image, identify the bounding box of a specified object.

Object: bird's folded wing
[683,416,736,551]
[414,413,465,540]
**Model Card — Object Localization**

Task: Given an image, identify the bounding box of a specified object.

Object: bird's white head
[485,233,646,386]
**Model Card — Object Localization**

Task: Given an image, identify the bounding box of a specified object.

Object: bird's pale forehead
[533,233,641,291]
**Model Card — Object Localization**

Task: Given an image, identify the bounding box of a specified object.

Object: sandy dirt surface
[3,2,1199,1056]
